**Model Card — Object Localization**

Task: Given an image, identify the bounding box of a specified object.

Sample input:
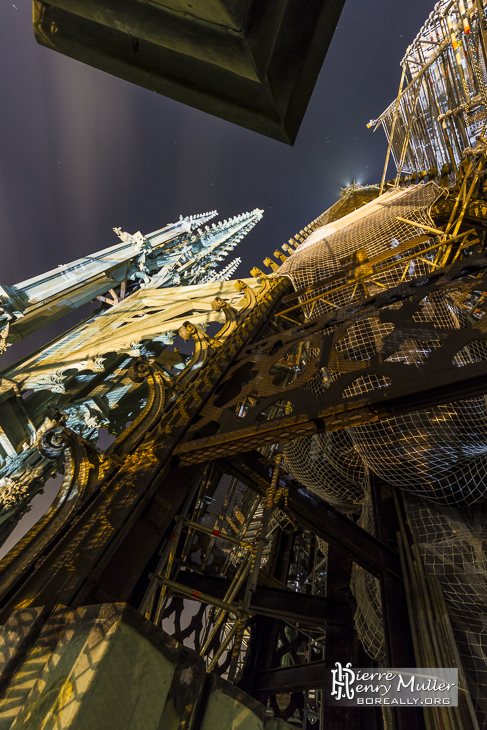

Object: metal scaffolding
[372,0,487,182]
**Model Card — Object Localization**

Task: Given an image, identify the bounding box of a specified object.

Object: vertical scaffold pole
[380,65,407,195]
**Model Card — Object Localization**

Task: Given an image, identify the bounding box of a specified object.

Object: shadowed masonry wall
[0,603,293,729]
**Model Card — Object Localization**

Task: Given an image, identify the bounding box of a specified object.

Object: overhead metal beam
[257,660,328,693]
[174,571,353,627]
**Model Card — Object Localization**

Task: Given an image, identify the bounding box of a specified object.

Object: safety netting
[278,182,487,726]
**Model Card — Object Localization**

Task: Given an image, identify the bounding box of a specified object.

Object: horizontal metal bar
[151,576,241,615]
[257,660,328,693]
[174,362,487,467]
[184,519,252,549]
[175,571,353,627]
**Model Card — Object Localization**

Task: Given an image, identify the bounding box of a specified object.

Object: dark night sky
[1,0,430,368]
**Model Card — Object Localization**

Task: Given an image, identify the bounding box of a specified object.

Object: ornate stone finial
[263,257,280,273]
[178,321,198,342]
[113,228,147,251]
[178,321,221,349]
[113,227,133,242]
[273,250,288,264]
[177,322,194,342]
[211,296,227,312]
[250,267,265,278]
[234,280,248,292]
